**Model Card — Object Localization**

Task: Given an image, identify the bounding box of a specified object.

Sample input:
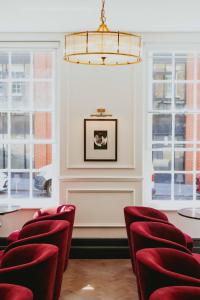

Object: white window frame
[0,42,59,208]
[144,43,200,210]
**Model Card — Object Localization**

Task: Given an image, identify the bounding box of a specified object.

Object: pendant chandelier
[64,0,142,66]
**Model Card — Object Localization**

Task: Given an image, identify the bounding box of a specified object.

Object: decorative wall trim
[59,176,143,182]
[66,188,135,227]
[66,164,135,169]
[65,67,136,170]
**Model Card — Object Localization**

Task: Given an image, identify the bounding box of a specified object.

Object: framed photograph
[84,119,117,161]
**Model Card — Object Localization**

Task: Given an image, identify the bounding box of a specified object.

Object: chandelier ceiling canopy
[64,0,142,66]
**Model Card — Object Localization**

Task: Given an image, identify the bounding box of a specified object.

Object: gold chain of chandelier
[100,0,106,24]
[98,0,109,32]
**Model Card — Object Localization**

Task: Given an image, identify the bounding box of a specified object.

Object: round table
[178,207,200,220]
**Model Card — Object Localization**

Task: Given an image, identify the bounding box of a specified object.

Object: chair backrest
[150,286,200,300]
[130,221,190,259]
[124,206,169,271]
[0,244,58,300]
[24,204,76,269]
[5,220,70,300]
[136,247,200,300]
[0,283,33,300]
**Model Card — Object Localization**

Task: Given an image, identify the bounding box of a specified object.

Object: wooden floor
[60,259,139,300]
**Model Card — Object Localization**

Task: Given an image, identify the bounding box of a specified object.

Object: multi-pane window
[0,49,56,206]
[149,52,200,204]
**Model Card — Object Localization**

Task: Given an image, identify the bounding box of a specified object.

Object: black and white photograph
[84,119,117,161]
[94,130,108,150]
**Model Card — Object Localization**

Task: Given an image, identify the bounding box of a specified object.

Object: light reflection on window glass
[11,144,30,169]
[11,53,30,79]
[153,114,172,142]
[0,52,8,79]
[174,174,193,200]
[0,144,8,169]
[0,113,8,140]
[11,172,29,198]
[11,82,30,109]
[175,83,193,110]
[11,113,30,139]
[0,82,8,108]
[33,82,52,109]
[152,173,171,200]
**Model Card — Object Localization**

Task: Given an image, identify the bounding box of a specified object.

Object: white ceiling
[0,0,200,33]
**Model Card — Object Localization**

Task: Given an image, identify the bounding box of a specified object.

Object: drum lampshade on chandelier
[64,0,142,66]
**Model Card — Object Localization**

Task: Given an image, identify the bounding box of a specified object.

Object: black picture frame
[84,119,118,161]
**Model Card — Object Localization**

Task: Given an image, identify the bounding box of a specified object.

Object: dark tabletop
[178,207,200,220]
[0,205,21,215]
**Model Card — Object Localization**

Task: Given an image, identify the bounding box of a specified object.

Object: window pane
[153,55,172,80]
[152,150,171,171]
[0,144,8,169]
[11,52,31,79]
[174,151,193,171]
[33,167,52,198]
[0,171,8,198]
[175,83,193,110]
[152,173,171,200]
[33,144,52,198]
[11,172,29,198]
[152,143,171,148]
[11,144,30,169]
[174,173,193,200]
[0,52,8,79]
[175,114,193,141]
[197,173,200,200]
[196,83,200,110]
[197,147,200,171]
[33,144,52,169]
[0,113,8,139]
[153,82,172,110]
[153,114,172,141]
[33,82,52,109]
[197,56,200,80]
[175,55,194,80]
[33,52,52,78]
[11,113,30,139]
[197,115,200,142]
[11,82,30,109]
[33,112,52,139]
[0,82,8,108]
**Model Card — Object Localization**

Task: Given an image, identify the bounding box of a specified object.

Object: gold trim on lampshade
[64,30,142,66]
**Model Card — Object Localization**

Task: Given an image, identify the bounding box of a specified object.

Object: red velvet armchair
[0,283,33,300]
[136,247,200,300]
[150,286,200,300]
[2,220,70,300]
[7,204,75,269]
[0,244,58,300]
[124,206,193,271]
